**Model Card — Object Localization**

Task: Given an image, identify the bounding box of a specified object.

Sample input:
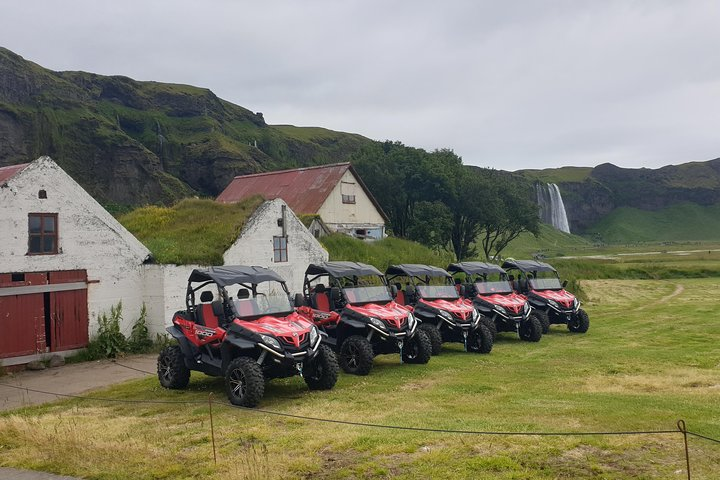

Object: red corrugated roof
[218,162,389,221]
[217,162,347,214]
[0,163,30,184]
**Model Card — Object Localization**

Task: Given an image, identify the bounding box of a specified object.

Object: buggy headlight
[438,310,453,321]
[471,309,480,325]
[494,306,507,314]
[547,300,559,308]
[573,298,579,309]
[369,317,387,330]
[523,303,530,313]
[309,326,319,345]
[406,312,416,330]
[259,334,281,350]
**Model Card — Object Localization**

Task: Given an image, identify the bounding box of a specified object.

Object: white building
[217,162,389,239]
[0,157,152,364]
[223,198,328,294]
[0,157,329,365]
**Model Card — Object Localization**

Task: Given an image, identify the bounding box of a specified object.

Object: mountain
[0,47,372,205]
[520,160,720,234]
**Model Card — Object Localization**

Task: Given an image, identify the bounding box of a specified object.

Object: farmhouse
[0,157,328,365]
[0,157,152,365]
[217,162,389,239]
[132,197,329,323]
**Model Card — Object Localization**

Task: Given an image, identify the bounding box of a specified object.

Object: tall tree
[478,175,540,260]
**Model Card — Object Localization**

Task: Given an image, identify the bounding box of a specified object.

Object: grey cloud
[1,0,719,170]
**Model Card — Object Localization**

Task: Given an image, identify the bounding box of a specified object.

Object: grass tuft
[321,234,454,271]
[120,196,264,265]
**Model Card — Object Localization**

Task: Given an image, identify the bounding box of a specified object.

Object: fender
[338,315,367,330]
[219,332,257,372]
[166,325,196,363]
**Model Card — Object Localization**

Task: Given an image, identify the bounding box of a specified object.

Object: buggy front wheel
[225,357,265,407]
[568,309,590,333]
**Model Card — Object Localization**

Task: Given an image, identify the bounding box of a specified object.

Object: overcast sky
[2,0,719,170]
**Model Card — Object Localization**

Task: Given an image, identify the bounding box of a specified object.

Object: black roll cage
[186,278,291,319]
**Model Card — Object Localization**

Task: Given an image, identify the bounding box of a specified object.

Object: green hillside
[502,224,592,259]
[587,202,720,243]
[321,234,454,271]
[0,47,372,206]
[517,166,593,183]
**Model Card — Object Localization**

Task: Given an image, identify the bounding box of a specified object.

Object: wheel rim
[406,341,418,359]
[159,355,172,381]
[229,368,247,399]
[344,343,359,369]
[309,358,323,380]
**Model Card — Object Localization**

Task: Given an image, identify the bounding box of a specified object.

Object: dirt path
[0,354,156,412]
[658,284,685,303]
[634,283,684,311]
[0,467,80,480]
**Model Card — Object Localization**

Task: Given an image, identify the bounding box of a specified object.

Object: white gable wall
[224,199,328,294]
[317,170,385,229]
[0,157,158,337]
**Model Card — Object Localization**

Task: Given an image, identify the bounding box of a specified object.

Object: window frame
[28,212,59,255]
[273,235,288,263]
[341,194,356,204]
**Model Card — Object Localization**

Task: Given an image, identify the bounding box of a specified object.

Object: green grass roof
[119,196,264,265]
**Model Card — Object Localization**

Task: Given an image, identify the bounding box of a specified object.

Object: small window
[11,273,25,282]
[273,236,288,263]
[38,190,47,199]
[342,194,356,204]
[28,213,58,255]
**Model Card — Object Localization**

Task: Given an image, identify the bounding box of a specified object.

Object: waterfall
[536,183,571,233]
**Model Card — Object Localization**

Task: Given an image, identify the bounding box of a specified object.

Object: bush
[128,303,152,353]
[81,302,159,361]
[88,302,128,359]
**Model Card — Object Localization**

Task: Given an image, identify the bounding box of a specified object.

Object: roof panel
[217,163,351,214]
[447,262,506,275]
[0,163,30,184]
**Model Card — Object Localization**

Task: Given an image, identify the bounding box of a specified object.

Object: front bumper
[257,337,322,364]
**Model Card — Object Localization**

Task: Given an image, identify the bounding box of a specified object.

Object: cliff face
[0,47,371,205]
[521,159,720,233]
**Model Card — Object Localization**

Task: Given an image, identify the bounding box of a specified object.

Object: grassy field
[1,253,719,479]
[586,203,720,243]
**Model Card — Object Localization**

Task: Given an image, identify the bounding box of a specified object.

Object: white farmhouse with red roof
[217,163,388,240]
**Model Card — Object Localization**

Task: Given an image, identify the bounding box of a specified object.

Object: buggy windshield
[229,285,293,318]
[341,274,391,304]
[417,285,458,299]
[528,271,563,291]
[529,278,562,290]
[475,281,513,295]
[344,286,392,304]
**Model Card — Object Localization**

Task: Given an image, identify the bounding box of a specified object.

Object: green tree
[406,201,454,252]
[478,175,540,260]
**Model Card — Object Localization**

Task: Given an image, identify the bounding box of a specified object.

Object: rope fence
[1,362,719,478]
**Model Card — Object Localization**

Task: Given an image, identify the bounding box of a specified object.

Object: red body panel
[476,292,527,314]
[234,312,314,348]
[346,301,410,329]
[531,289,576,308]
[174,315,226,347]
[296,306,340,327]
[419,298,474,321]
[174,311,315,349]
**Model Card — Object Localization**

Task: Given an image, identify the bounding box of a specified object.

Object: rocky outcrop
[550,160,720,233]
[0,47,371,206]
